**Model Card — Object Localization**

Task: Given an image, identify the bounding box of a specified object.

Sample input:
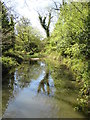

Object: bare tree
[52,0,61,11]
[38,11,53,37]
[51,0,65,11]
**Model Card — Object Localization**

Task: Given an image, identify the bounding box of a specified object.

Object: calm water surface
[2,61,86,118]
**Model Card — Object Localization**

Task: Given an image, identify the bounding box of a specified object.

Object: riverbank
[42,51,89,116]
[2,52,43,76]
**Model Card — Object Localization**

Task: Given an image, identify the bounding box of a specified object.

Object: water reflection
[38,69,50,95]
[2,73,15,115]
[2,61,86,118]
[2,61,54,115]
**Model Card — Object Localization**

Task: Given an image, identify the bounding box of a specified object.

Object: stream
[2,60,86,118]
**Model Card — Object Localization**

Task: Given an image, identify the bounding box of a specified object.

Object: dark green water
[2,61,86,118]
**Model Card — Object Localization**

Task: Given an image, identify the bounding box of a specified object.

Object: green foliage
[46,2,90,114]
[1,2,42,75]
[1,2,15,53]
[16,17,42,55]
[1,1,17,74]
[2,56,17,67]
[4,49,24,64]
[50,2,89,57]
[2,56,18,74]
[1,0,89,115]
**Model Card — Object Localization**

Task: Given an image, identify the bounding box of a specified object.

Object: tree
[38,11,53,37]
[51,0,65,11]
[48,2,89,113]
[1,2,15,53]
[38,0,66,38]
[16,17,42,55]
[10,15,15,51]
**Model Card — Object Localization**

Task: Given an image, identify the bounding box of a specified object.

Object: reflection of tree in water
[2,73,15,114]
[38,69,50,95]
[2,61,42,114]
[15,62,42,88]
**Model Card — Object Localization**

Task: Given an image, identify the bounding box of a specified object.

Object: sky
[2,0,61,38]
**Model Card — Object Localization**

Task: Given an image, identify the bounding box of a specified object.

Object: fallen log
[29,58,40,61]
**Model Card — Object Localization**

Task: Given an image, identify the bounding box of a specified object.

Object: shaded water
[2,61,86,118]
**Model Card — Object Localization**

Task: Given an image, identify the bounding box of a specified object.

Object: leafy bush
[47,2,89,114]
[4,50,24,64]
[2,56,18,74]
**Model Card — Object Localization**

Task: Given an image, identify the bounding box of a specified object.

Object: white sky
[2,0,61,38]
